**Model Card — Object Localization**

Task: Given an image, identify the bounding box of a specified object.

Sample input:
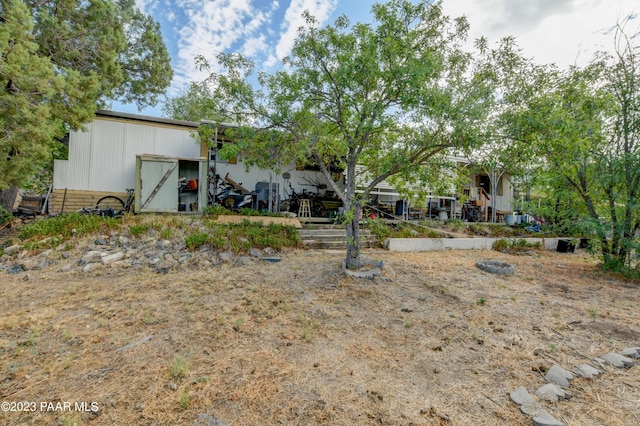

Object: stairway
[298,225,378,250]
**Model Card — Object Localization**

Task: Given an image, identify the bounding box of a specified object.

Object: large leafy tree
[506,24,640,270]
[0,0,173,189]
[191,0,504,269]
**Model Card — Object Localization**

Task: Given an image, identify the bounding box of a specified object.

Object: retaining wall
[386,237,560,252]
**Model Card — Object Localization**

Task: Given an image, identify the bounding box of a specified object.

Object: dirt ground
[1,247,639,425]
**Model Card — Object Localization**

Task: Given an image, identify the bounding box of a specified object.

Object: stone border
[510,347,639,425]
[475,259,515,275]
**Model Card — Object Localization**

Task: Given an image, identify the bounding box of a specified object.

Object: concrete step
[299,225,378,250]
[303,239,377,250]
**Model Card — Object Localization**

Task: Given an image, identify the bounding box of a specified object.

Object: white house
[52,110,516,221]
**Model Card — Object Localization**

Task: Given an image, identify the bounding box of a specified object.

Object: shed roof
[96,110,200,129]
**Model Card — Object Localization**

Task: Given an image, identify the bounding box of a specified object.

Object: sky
[116,0,638,117]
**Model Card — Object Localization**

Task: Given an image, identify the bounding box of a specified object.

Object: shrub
[185,232,208,250]
[493,238,541,253]
[19,213,117,240]
[0,206,11,225]
[129,224,149,236]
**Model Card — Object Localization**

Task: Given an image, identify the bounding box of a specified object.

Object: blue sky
[116,0,637,117]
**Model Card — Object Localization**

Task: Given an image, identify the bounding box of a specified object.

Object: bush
[0,206,11,225]
[493,238,541,254]
[185,232,208,250]
[19,213,118,240]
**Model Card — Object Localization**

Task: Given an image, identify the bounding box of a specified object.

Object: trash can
[557,239,576,253]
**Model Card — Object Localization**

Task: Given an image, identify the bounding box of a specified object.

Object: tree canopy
[182,0,510,268]
[504,23,640,271]
[0,0,173,189]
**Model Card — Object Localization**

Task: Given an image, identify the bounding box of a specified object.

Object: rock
[102,252,125,265]
[3,245,22,256]
[249,248,263,258]
[520,402,539,416]
[94,238,108,246]
[61,252,70,259]
[79,250,106,265]
[535,383,570,403]
[233,256,251,266]
[8,265,24,274]
[510,386,536,406]
[341,256,384,279]
[109,261,130,269]
[599,353,635,368]
[59,264,73,272]
[155,259,177,274]
[218,251,234,262]
[545,365,574,387]
[476,259,515,275]
[193,414,227,426]
[30,258,48,271]
[573,364,601,379]
[533,409,564,426]
[19,259,37,271]
[82,263,102,273]
[262,247,276,256]
[621,347,640,359]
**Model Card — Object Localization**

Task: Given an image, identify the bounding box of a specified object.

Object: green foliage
[129,224,149,236]
[493,238,542,253]
[203,205,233,218]
[185,232,209,251]
[445,218,464,232]
[0,206,11,225]
[173,0,507,269]
[186,221,300,252]
[365,218,440,242]
[170,355,189,380]
[504,25,640,271]
[19,213,117,240]
[0,0,172,189]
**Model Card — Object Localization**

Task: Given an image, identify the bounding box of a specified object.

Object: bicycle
[280,184,327,217]
[79,189,135,217]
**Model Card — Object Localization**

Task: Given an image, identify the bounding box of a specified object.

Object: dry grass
[1,248,639,425]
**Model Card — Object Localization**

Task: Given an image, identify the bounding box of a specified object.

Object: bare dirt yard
[1,247,639,425]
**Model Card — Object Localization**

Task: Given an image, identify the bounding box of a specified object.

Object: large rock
[102,252,125,265]
[573,364,601,379]
[510,386,536,405]
[533,409,564,426]
[621,347,640,359]
[535,383,570,403]
[545,365,574,387]
[599,353,635,368]
[3,245,22,256]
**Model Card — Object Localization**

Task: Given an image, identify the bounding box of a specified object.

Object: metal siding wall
[123,123,156,190]
[88,120,125,192]
[64,123,93,190]
[154,127,200,158]
[52,160,69,189]
[55,115,201,193]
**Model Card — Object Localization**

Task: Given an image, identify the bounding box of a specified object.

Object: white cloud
[442,0,638,68]
[274,0,338,61]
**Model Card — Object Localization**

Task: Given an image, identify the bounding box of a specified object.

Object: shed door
[139,157,179,212]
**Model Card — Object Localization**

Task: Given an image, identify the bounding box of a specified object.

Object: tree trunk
[344,200,362,269]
